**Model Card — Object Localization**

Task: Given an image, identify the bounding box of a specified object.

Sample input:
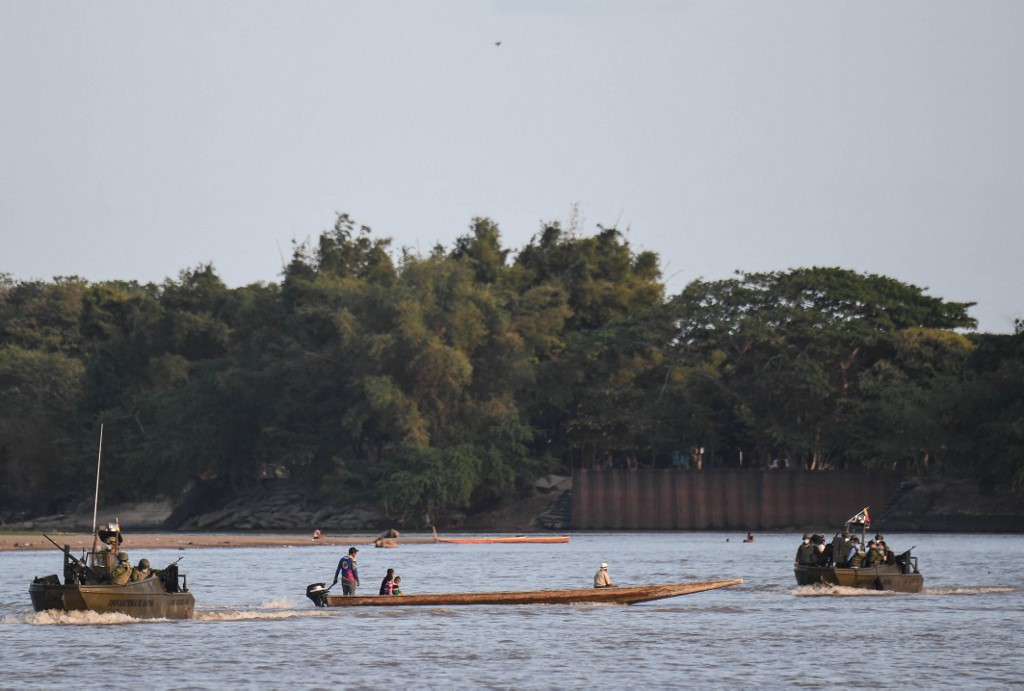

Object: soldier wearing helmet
[110,552,132,585]
[131,558,152,582]
[795,534,817,566]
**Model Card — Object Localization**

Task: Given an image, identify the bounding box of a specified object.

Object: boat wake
[794,584,1015,597]
[8,606,330,624]
[195,608,329,621]
[15,610,153,625]
[922,586,1016,596]
[791,584,898,597]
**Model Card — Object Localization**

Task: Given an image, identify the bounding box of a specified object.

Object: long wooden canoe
[311,579,742,607]
[434,535,570,544]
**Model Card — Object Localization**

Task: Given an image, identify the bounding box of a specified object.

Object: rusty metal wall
[571,469,901,530]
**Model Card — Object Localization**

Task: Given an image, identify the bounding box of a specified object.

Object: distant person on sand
[743,532,755,543]
[594,562,614,588]
[380,568,395,595]
[333,547,360,595]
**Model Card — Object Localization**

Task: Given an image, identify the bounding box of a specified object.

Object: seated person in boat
[878,540,895,565]
[594,562,613,588]
[131,558,152,582]
[392,576,402,595]
[379,568,395,595]
[110,552,133,585]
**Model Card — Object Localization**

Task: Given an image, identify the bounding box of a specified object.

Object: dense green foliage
[1,216,1021,522]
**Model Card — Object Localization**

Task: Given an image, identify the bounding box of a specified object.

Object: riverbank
[0,531,440,552]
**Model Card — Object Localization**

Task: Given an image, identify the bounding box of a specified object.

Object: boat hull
[29,576,195,619]
[435,535,570,544]
[794,564,924,593]
[315,579,742,607]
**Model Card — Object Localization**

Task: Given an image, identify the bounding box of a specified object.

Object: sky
[2,1,1022,333]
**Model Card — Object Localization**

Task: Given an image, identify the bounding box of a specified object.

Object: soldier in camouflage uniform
[110,552,133,585]
[131,558,152,582]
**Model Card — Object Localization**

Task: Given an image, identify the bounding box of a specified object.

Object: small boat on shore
[793,508,924,593]
[305,579,742,607]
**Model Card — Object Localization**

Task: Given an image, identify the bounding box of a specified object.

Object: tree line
[1,214,1021,524]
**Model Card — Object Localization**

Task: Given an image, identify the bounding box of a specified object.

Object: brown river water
[2,532,1020,688]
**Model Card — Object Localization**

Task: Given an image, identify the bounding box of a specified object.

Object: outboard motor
[306,582,330,607]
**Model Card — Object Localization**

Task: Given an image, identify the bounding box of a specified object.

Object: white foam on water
[194,608,328,621]
[791,584,896,597]
[259,597,302,609]
[16,609,149,625]
[923,586,1016,596]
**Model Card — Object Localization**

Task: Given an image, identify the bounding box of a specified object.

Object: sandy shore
[0,532,437,552]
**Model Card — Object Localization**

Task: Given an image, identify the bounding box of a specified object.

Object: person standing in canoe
[333,547,360,595]
[594,562,614,588]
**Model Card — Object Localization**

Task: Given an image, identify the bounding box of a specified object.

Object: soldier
[846,537,865,567]
[110,552,132,585]
[879,540,896,565]
[865,540,883,567]
[795,534,817,566]
[832,531,852,567]
[131,558,152,582]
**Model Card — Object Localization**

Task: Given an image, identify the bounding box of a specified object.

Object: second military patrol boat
[793,508,924,593]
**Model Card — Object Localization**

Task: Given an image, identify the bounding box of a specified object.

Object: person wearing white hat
[594,562,613,588]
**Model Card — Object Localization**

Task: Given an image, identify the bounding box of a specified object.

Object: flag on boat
[848,507,870,525]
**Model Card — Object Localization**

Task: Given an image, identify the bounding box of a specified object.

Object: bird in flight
[495,41,502,46]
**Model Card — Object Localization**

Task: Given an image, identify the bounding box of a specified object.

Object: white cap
[600,562,608,569]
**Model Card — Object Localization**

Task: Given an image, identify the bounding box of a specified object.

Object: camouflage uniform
[110,553,132,585]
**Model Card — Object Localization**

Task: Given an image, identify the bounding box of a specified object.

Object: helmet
[118,552,129,562]
[138,558,150,569]
[802,534,812,540]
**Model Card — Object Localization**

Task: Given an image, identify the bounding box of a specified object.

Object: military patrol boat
[793,508,924,593]
[29,524,195,619]
[28,426,195,619]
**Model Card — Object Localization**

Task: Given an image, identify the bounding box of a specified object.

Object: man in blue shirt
[333,547,360,595]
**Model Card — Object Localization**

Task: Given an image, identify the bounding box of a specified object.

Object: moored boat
[793,508,924,593]
[305,579,742,607]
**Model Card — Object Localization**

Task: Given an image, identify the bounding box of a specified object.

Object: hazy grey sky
[3,1,1021,333]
